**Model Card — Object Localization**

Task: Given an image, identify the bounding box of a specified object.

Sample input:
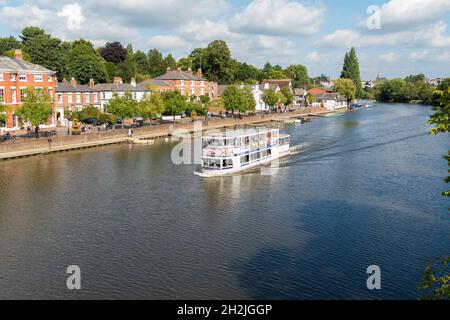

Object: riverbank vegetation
[418,83,450,300]
[371,75,436,104]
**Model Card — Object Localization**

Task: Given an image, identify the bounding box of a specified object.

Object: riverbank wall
[0,108,333,160]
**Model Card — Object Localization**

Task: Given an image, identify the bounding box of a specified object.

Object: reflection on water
[0,103,449,299]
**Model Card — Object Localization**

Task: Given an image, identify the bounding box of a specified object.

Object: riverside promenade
[0,108,332,160]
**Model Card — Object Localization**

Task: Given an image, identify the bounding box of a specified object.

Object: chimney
[89,78,95,89]
[188,67,192,75]
[113,77,123,85]
[14,49,23,60]
[177,67,182,75]
[62,78,68,83]
[130,78,136,87]
[197,68,202,78]
[70,77,77,87]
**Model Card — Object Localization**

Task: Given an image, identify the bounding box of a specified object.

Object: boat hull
[194,147,290,177]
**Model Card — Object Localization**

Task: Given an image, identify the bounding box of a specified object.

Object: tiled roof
[139,79,173,88]
[56,82,94,92]
[94,83,145,92]
[0,56,55,74]
[154,70,206,81]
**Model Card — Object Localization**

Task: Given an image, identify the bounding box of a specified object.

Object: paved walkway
[0,108,332,160]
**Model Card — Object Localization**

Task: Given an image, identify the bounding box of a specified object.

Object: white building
[313,93,348,110]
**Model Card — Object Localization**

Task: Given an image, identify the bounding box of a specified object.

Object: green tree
[235,62,261,84]
[373,79,408,102]
[222,85,242,114]
[188,48,207,72]
[132,50,151,78]
[340,47,363,98]
[334,78,356,102]
[137,92,165,121]
[417,79,450,301]
[162,90,187,121]
[0,36,21,55]
[104,92,138,119]
[280,87,294,107]
[203,40,236,84]
[147,49,166,77]
[67,39,108,84]
[286,64,309,87]
[177,57,193,70]
[241,87,256,113]
[262,88,280,110]
[405,74,426,83]
[3,49,32,61]
[20,27,68,80]
[163,54,177,72]
[16,88,52,129]
[0,104,8,127]
[429,84,450,197]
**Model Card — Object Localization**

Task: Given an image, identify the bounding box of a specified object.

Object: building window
[94,94,98,104]
[190,88,195,95]
[10,74,16,81]
[11,88,16,103]
[132,92,137,100]
[201,81,205,87]
[191,81,195,87]
[0,74,3,81]
[34,75,43,82]
[68,94,73,104]
[48,88,53,100]
[180,88,185,95]
[58,93,63,104]
[85,93,90,104]
[48,75,53,83]
[180,80,184,86]
[19,74,27,82]
[201,89,205,96]
[20,88,26,101]
[0,88,4,102]
[102,92,106,100]
[76,93,81,104]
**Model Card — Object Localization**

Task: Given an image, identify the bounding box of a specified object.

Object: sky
[0,0,450,80]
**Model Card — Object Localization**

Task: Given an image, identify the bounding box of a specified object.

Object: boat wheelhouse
[196,127,290,177]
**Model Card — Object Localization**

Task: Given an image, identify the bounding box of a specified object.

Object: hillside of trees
[0,26,310,87]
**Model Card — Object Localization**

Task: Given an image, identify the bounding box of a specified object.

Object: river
[0,103,449,299]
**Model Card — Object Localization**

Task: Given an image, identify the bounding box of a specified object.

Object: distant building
[217,79,294,112]
[55,77,147,122]
[0,49,57,131]
[139,67,218,100]
[312,93,348,110]
[426,78,444,87]
[293,88,307,107]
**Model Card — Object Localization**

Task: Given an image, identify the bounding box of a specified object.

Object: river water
[0,103,449,299]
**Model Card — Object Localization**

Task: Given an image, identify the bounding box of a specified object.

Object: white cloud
[378,0,450,31]
[87,0,228,28]
[306,51,322,63]
[148,35,189,51]
[379,52,396,62]
[0,2,140,46]
[317,22,450,49]
[231,0,325,36]
[57,3,85,31]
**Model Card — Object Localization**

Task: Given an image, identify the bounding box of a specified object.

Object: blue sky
[1,0,450,80]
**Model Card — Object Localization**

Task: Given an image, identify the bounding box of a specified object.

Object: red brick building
[0,50,57,131]
[140,67,218,99]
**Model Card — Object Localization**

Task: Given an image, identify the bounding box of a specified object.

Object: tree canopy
[334,78,356,102]
[100,41,127,64]
[104,92,138,119]
[16,88,53,128]
[340,47,363,98]
[67,39,108,84]
[262,88,280,108]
